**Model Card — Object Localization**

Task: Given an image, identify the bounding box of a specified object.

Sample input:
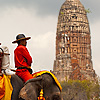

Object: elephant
[10,75,24,100]
[19,73,62,100]
[2,72,62,100]
[0,74,24,100]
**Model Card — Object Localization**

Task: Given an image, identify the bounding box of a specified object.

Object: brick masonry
[53,0,97,82]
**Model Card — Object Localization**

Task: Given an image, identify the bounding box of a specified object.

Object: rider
[0,46,15,75]
[12,34,33,82]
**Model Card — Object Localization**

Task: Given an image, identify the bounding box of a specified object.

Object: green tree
[61,80,100,100]
[85,8,91,13]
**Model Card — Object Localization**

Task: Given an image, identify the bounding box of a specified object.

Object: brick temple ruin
[53,0,97,82]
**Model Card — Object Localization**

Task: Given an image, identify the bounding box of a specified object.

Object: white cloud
[29,31,56,72]
[90,19,100,76]
[30,32,55,49]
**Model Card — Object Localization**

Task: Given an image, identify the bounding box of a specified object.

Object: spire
[53,0,96,82]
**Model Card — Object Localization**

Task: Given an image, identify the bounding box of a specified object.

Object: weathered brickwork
[53,0,96,82]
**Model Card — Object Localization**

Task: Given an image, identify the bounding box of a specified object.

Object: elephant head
[19,74,62,100]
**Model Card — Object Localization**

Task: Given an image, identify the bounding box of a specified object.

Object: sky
[0,0,100,77]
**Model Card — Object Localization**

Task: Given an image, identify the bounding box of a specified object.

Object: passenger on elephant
[0,46,15,75]
[12,34,33,82]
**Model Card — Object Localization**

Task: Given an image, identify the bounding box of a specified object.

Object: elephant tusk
[24,77,42,85]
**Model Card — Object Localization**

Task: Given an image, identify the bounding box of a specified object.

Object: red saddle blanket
[32,70,62,91]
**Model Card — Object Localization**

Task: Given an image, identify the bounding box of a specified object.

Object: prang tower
[53,0,96,82]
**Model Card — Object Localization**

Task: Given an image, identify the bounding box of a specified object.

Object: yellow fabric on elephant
[0,76,5,99]
[1,75,13,100]
[32,70,62,91]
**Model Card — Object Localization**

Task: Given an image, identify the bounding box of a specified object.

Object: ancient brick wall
[53,0,96,82]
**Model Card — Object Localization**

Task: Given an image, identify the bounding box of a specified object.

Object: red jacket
[14,45,32,68]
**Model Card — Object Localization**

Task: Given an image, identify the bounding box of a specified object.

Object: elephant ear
[19,77,42,100]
